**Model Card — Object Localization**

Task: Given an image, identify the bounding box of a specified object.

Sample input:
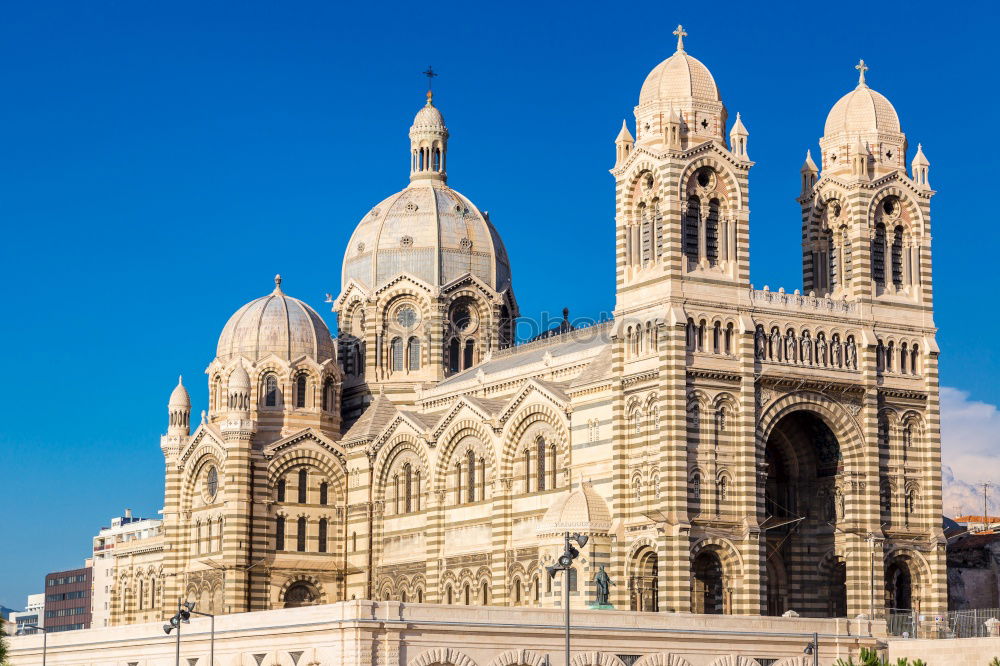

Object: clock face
[396,306,419,329]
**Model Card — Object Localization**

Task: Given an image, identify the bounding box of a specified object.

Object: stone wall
[888,636,1000,665]
[9,601,884,666]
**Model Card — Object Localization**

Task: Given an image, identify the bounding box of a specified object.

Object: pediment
[332,279,372,312]
[368,411,432,456]
[263,427,346,466]
[177,424,226,469]
[498,378,571,425]
[430,395,500,439]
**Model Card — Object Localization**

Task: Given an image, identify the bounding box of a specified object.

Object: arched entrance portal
[886,557,914,611]
[692,551,725,614]
[763,410,846,617]
[629,547,659,612]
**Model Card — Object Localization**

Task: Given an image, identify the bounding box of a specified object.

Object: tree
[0,622,9,666]
[834,649,926,666]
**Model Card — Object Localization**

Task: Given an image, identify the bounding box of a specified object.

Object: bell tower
[612,27,751,316]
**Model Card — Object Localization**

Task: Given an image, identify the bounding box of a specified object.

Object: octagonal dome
[341,182,512,293]
[216,276,334,363]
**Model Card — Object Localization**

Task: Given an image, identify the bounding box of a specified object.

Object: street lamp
[164,600,215,666]
[803,632,819,666]
[546,532,588,666]
[15,624,49,666]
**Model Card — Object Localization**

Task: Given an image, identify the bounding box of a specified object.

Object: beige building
[112,28,945,628]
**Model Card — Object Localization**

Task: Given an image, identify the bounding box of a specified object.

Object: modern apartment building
[91,509,163,627]
[44,567,91,631]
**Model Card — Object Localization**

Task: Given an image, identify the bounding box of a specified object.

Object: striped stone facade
[109,35,945,628]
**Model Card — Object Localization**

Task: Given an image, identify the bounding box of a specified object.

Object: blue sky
[0,1,996,608]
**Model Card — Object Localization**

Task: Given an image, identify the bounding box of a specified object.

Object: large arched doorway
[763,410,845,617]
[629,547,659,612]
[886,557,914,611]
[692,551,725,614]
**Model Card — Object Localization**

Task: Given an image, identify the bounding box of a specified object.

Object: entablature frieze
[686,369,742,384]
[445,552,491,569]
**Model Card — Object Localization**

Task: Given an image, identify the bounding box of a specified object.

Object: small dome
[228,363,251,391]
[412,93,445,129]
[168,376,191,408]
[824,84,900,136]
[537,479,613,536]
[216,276,334,363]
[639,51,720,107]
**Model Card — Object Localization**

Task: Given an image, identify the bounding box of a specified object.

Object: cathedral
[116,28,946,625]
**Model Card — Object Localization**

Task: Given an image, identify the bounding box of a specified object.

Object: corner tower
[800,61,934,304]
[333,88,518,422]
[613,25,752,319]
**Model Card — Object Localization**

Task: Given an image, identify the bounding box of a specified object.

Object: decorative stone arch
[499,403,569,480]
[374,435,431,500]
[706,657,761,666]
[884,546,931,611]
[869,185,926,236]
[434,420,497,488]
[570,652,629,666]
[757,391,865,472]
[487,649,548,666]
[620,161,659,214]
[410,647,478,666]
[179,448,225,512]
[633,654,695,666]
[377,577,396,601]
[678,155,744,210]
[691,537,744,581]
[267,448,347,499]
[273,574,326,609]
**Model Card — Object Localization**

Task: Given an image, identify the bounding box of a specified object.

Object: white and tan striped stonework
[111,30,945,631]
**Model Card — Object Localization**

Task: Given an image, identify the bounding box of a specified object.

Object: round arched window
[206,466,219,501]
[396,306,419,329]
[284,582,317,608]
[451,303,478,333]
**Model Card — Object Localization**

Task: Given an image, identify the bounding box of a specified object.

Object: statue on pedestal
[594,565,615,607]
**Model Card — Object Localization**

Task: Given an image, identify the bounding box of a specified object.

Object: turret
[912,143,930,188]
[800,150,818,194]
[226,363,251,418]
[729,112,748,159]
[614,119,634,166]
[167,376,191,436]
[409,90,449,183]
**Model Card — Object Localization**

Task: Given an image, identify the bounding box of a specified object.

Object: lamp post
[803,632,819,666]
[16,624,49,666]
[164,600,214,666]
[187,606,215,666]
[163,598,192,666]
[546,532,588,666]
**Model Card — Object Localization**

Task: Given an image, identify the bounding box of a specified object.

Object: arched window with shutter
[318,518,328,553]
[463,339,474,369]
[295,374,307,408]
[466,449,476,503]
[390,337,404,371]
[872,223,886,287]
[296,517,306,552]
[407,336,420,370]
[264,373,279,407]
[275,516,285,551]
[706,198,720,264]
[448,338,460,373]
[536,437,546,491]
[319,481,328,506]
[684,196,700,262]
[297,469,307,504]
[404,463,413,513]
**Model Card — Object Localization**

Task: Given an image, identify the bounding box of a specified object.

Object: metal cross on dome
[855,59,869,85]
[673,25,687,52]
[423,66,438,90]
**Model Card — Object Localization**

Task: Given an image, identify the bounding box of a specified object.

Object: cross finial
[274,274,282,292]
[673,24,687,52]
[855,59,869,86]
[423,66,438,104]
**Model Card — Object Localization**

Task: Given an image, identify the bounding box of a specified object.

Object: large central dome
[340,93,512,294]
[342,183,511,292]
